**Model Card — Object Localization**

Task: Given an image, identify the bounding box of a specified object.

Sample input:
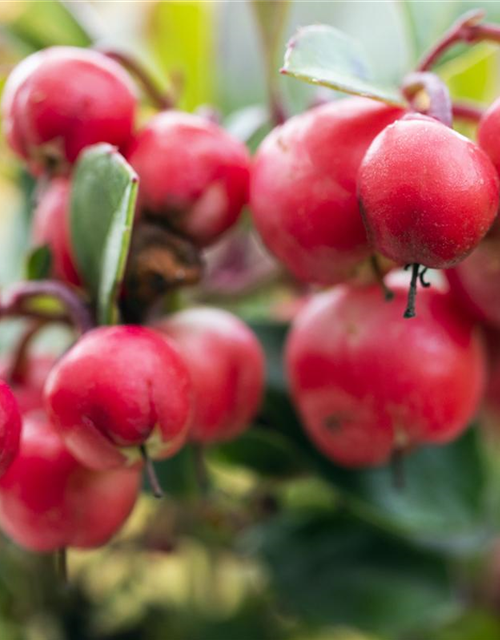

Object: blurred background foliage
[1,1,500,639]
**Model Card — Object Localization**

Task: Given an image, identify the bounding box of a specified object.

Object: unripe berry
[32,177,81,286]
[478,97,500,176]
[126,111,250,247]
[2,46,137,174]
[250,98,404,285]
[0,382,21,477]
[358,114,500,269]
[0,414,140,551]
[286,280,485,468]
[155,308,265,443]
[44,325,192,470]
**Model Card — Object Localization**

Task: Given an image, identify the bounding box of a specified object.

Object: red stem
[415,9,500,71]
[99,49,175,110]
[452,101,484,123]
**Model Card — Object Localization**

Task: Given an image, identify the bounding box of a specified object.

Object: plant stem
[8,320,47,385]
[401,71,452,127]
[99,49,175,110]
[404,263,420,319]
[140,445,164,499]
[452,101,484,123]
[193,444,210,498]
[55,548,68,585]
[390,449,405,491]
[370,255,393,301]
[416,9,500,71]
[2,280,94,335]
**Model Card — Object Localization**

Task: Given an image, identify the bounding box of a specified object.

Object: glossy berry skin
[250,98,404,285]
[44,325,192,471]
[358,114,500,269]
[126,111,250,247]
[445,224,500,329]
[286,280,485,468]
[478,97,500,176]
[155,308,265,443]
[0,414,140,552]
[2,46,137,174]
[32,177,81,286]
[0,382,21,478]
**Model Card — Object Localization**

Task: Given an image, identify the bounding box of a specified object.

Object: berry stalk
[416,9,500,72]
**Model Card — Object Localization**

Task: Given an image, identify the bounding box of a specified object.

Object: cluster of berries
[0,46,264,553]
[250,94,500,468]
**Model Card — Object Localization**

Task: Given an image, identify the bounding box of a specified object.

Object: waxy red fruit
[286,281,485,468]
[249,98,404,285]
[478,96,500,177]
[2,46,137,174]
[358,114,500,269]
[0,382,21,478]
[446,224,500,329]
[44,325,192,470]
[32,177,81,286]
[156,308,265,443]
[126,111,251,247]
[0,414,140,552]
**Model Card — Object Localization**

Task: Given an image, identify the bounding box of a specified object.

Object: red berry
[44,325,192,470]
[0,414,140,551]
[32,177,81,286]
[445,223,500,329]
[0,382,21,477]
[286,279,485,468]
[155,308,265,443]
[2,46,137,174]
[250,98,404,285]
[358,114,500,269]
[478,97,500,177]
[126,111,250,247]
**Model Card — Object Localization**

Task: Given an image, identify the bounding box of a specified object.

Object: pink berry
[126,111,251,247]
[2,46,137,174]
[155,308,265,443]
[250,97,404,284]
[44,325,192,470]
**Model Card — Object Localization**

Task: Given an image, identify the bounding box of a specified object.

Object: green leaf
[212,428,305,479]
[25,245,52,280]
[2,0,93,51]
[146,1,214,110]
[251,320,490,546]
[70,143,138,325]
[282,25,405,106]
[246,510,459,636]
[428,610,500,640]
[438,43,500,104]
